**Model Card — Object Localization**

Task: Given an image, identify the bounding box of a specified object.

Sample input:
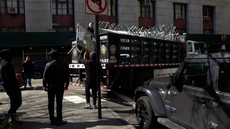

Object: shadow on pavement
[102,91,133,107]
[21,118,129,129]
[113,109,135,114]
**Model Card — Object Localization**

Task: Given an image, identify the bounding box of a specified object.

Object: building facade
[0,0,230,34]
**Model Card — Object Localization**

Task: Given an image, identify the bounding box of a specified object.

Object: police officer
[43,50,69,126]
[0,49,22,124]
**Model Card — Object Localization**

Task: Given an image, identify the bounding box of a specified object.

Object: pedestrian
[43,50,70,126]
[21,56,34,88]
[83,22,95,59]
[87,22,94,34]
[79,48,103,109]
[79,22,95,84]
[0,49,22,124]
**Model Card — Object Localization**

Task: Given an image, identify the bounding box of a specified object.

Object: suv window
[180,62,209,88]
[218,63,230,93]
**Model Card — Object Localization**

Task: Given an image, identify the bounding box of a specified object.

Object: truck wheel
[136,96,156,129]
[34,71,42,79]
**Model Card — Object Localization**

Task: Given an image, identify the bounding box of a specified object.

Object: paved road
[0,79,138,129]
[17,79,140,129]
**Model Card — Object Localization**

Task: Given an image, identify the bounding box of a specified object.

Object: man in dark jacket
[0,49,22,123]
[79,49,103,109]
[22,56,34,88]
[43,50,70,126]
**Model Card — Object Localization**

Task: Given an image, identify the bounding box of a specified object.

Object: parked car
[15,69,24,87]
[135,52,230,129]
[32,60,49,79]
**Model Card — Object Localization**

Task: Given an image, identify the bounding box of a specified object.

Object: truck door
[169,62,209,128]
[209,62,230,129]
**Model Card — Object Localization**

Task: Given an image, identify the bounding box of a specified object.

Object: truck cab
[187,40,207,56]
[135,52,230,129]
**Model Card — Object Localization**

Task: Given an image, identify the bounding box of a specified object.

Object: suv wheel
[136,96,156,129]
[34,71,42,79]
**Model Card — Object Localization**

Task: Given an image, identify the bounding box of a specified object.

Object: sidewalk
[0,87,135,129]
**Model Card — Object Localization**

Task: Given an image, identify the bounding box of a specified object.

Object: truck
[134,52,230,129]
[68,22,205,92]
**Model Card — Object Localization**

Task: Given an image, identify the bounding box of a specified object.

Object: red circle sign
[86,0,107,14]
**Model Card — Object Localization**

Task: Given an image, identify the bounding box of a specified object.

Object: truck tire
[136,96,156,129]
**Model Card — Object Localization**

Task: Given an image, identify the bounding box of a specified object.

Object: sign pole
[95,14,102,119]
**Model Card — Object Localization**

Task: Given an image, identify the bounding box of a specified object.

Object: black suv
[135,52,230,129]
[33,60,48,79]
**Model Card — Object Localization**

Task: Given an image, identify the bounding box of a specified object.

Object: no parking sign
[85,0,108,15]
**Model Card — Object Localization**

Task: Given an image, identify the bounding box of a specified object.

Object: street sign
[52,23,61,26]
[85,0,108,119]
[85,0,108,15]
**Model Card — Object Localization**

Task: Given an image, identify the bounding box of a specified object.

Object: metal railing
[98,21,186,43]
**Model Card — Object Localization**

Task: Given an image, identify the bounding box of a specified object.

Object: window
[58,27,68,32]
[52,0,73,15]
[6,0,24,14]
[203,6,214,21]
[52,0,56,15]
[1,27,6,32]
[174,3,186,19]
[176,29,186,35]
[20,27,25,32]
[7,0,17,13]
[138,0,154,17]
[58,1,67,15]
[218,63,230,93]
[8,27,20,32]
[179,62,209,87]
[19,0,24,14]
[108,0,116,16]
[68,0,73,15]
[69,27,73,32]
[0,0,6,14]
[204,30,213,34]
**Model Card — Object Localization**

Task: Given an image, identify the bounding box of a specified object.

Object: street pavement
[0,79,137,129]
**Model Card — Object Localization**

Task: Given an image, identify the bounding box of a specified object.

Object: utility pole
[50,0,53,32]
[95,14,102,119]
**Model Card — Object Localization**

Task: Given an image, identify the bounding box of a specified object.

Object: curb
[102,90,137,129]
[110,91,136,109]
[105,107,136,129]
